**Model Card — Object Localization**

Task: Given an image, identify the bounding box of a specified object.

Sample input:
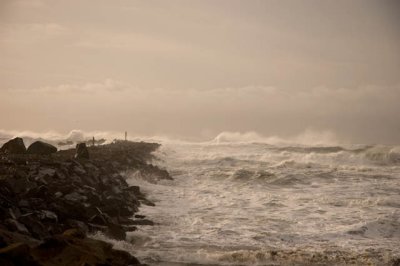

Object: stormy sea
[96,133,400,265]
[2,131,400,265]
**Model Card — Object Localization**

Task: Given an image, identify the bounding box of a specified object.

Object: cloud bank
[1,80,399,144]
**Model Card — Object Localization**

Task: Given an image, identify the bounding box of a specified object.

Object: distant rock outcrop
[74,143,89,159]
[0,137,26,154]
[27,141,57,155]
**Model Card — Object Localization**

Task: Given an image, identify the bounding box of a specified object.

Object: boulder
[37,210,58,222]
[27,141,57,155]
[74,143,89,159]
[4,219,29,235]
[130,219,154,226]
[18,215,49,239]
[0,242,39,266]
[31,233,142,266]
[0,242,30,257]
[65,220,89,234]
[64,192,87,202]
[62,228,85,239]
[139,198,156,207]
[105,223,126,240]
[0,138,26,154]
[5,175,34,194]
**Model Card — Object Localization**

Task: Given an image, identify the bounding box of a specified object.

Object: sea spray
[122,141,400,265]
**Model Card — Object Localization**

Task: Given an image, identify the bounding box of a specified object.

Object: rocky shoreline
[0,137,171,265]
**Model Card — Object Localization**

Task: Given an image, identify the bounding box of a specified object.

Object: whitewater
[108,138,399,265]
[1,130,400,265]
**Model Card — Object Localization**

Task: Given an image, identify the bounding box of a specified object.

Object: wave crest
[210,130,339,146]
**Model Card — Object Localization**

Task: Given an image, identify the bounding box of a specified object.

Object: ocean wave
[1,129,400,167]
[364,145,400,164]
[215,246,397,265]
[209,130,339,146]
[347,215,400,239]
[102,136,400,265]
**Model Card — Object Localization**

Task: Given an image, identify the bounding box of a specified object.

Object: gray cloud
[0,0,399,144]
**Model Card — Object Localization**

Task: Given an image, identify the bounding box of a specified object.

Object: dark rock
[69,174,82,183]
[89,212,111,225]
[31,233,143,265]
[88,223,108,232]
[29,198,47,210]
[14,169,28,179]
[0,242,39,266]
[0,228,40,247]
[111,185,122,194]
[140,198,156,207]
[0,138,26,154]
[4,219,29,235]
[117,216,138,226]
[64,192,87,202]
[105,223,126,240]
[36,168,56,180]
[0,235,6,249]
[5,175,33,194]
[8,208,21,220]
[125,185,142,195]
[65,219,89,234]
[27,141,57,155]
[18,215,49,239]
[62,228,85,239]
[0,242,30,257]
[37,236,67,255]
[37,210,58,222]
[73,165,86,175]
[74,143,89,159]
[0,231,143,265]
[26,186,48,199]
[0,140,168,265]
[130,219,154,226]
[54,169,67,180]
[18,200,30,208]
[119,205,134,216]
[122,225,137,232]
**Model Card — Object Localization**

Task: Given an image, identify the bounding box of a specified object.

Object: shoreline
[0,138,171,265]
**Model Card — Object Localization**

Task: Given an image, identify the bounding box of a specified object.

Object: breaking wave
[1,129,399,167]
[10,129,396,264]
[115,138,400,265]
[210,130,339,146]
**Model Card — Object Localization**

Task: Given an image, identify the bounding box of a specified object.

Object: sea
[1,130,400,265]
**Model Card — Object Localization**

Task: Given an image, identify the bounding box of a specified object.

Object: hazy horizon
[1,0,400,144]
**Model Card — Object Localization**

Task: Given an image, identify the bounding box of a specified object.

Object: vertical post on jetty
[92,136,95,146]
[125,131,127,141]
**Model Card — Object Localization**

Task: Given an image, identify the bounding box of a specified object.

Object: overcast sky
[1,0,399,144]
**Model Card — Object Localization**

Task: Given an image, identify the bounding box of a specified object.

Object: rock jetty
[0,138,172,265]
